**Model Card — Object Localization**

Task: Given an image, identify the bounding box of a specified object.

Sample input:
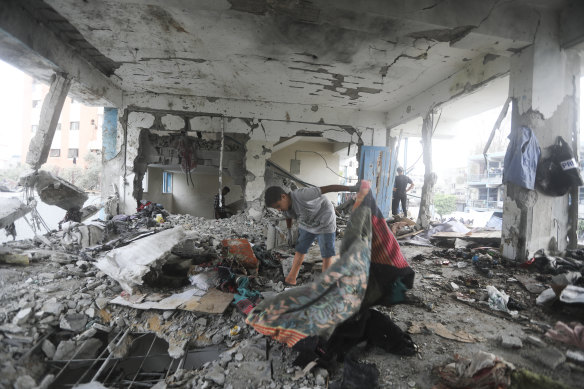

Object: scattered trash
[434,351,514,388]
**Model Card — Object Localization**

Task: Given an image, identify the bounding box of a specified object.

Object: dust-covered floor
[1,216,583,389]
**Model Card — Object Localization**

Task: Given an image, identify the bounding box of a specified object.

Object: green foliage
[45,152,102,192]
[434,193,457,218]
[0,163,28,183]
[578,219,584,233]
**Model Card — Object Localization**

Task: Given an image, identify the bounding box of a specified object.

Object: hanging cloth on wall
[535,136,583,197]
[502,125,540,190]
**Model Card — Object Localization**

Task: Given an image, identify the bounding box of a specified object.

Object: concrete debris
[501,334,523,349]
[14,375,36,389]
[95,226,189,293]
[0,190,582,389]
[12,307,33,325]
[21,170,88,211]
[0,197,33,230]
[41,339,56,358]
[59,313,88,332]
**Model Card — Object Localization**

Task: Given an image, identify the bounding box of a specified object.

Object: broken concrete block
[501,334,523,349]
[42,339,56,359]
[12,307,33,325]
[77,328,97,341]
[0,197,32,230]
[95,297,109,310]
[59,313,87,332]
[225,361,272,389]
[22,170,88,211]
[14,375,36,389]
[42,298,64,316]
[95,227,189,293]
[205,365,225,386]
[53,340,77,360]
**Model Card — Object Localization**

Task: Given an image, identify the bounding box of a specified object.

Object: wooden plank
[179,289,233,314]
[431,231,501,239]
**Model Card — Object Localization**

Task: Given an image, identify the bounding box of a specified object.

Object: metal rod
[91,328,131,382]
[101,359,120,384]
[128,334,157,389]
[52,338,93,383]
[74,328,127,385]
[218,116,225,211]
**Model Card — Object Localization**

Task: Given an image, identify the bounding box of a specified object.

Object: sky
[0,60,26,156]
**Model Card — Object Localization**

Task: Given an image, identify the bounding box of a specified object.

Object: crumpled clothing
[246,181,414,347]
[545,321,584,350]
[503,125,540,190]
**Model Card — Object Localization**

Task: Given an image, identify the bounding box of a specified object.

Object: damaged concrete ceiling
[0,0,580,130]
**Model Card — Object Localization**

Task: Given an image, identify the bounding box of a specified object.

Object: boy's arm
[319,184,359,194]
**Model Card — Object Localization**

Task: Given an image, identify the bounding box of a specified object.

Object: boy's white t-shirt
[283,187,336,234]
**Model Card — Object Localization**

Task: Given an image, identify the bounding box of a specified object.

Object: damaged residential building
[1,0,584,388]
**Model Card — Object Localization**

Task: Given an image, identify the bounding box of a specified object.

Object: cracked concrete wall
[502,10,581,261]
[103,102,383,216]
[270,141,341,203]
[245,140,273,220]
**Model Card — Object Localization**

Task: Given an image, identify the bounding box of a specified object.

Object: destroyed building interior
[1,0,584,388]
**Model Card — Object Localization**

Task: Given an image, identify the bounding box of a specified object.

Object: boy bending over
[265,184,358,285]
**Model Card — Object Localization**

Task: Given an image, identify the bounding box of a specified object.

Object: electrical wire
[294,150,358,181]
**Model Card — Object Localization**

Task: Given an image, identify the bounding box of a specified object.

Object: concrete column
[502,11,581,260]
[26,73,71,169]
[417,112,437,228]
[244,140,274,220]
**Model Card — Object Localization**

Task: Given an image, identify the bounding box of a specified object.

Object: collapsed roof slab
[0,0,123,106]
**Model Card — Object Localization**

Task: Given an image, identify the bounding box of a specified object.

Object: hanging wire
[294,150,358,181]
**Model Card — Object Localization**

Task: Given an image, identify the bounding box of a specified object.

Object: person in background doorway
[265,184,359,286]
[392,167,414,217]
[214,186,230,219]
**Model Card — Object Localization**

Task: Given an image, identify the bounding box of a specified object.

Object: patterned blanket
[246,181,415,347]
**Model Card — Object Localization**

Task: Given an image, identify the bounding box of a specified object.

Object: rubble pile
[1,193,584,388]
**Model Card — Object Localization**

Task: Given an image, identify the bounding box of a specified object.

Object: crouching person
[265,184,358,286]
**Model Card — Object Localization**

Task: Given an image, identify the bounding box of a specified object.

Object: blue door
[358,146,397,217]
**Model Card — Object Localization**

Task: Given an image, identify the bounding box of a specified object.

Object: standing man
[214,186,230,219]
[265,184,358,286]
[392,167,414,217]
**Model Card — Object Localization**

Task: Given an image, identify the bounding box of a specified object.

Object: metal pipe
[91,328,131,382]
[218,117,225,209]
